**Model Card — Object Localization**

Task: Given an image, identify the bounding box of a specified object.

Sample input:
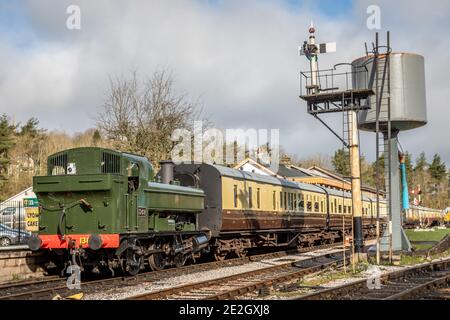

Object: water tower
[352,33,427,252]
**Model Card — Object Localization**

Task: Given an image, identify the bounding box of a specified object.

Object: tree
[0,114,16,183]
[8,118,47,178]
[404,151,413,188]
[97,70,205,168]
[297,153,332,170]
[370,154,385,190]
[413,152,428,194]
[360,157,375,188]
[414,152,427,172]
[92,129,101,146]
[19,118,43,137]
[428,154,446,182]
[331,149,350,177]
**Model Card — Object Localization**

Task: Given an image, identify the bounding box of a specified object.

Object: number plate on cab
[137,207,147,217]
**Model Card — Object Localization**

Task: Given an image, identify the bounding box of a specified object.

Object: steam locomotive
[28,147,387,275]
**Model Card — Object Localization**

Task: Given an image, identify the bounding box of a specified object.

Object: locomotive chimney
[160,160,174,184]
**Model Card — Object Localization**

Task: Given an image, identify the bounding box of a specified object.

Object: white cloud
[0,0,449,165]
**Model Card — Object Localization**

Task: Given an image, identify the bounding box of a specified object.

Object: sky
[0,0,449,166]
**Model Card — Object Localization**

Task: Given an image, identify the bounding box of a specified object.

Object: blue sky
[0,0,449,166]
[286,0,354,16]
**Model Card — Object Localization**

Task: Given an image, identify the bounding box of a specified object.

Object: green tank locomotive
[28,147,208,275]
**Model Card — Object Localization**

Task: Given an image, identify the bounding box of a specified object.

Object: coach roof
[210,164,326,194]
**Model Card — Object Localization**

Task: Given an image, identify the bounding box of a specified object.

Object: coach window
[288,193,292,210]
[248,187,253,208]
[338,204,342,214]
[273,191,276,210]
[343,206,347,214]
[257,188,261,209]
[314,201,319,212]
[307,200,312,212]
[286,193,289,210]
[284,192,287,210]
[348,206,352,214]
[294,194,297,211]
[233,185,238,208]
[292,194,295,210]
[299,195,304,210]
[288,193,290,210]
[320,201,324,213]
[280,192,283,209]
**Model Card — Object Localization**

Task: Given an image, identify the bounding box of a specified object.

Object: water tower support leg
[380,132,412,252]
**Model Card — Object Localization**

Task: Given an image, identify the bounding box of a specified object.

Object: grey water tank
[352,52,427,132]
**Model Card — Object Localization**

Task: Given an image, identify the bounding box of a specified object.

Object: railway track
[127,252,348,300]
[297,257,450,300]
[0,242,342,300]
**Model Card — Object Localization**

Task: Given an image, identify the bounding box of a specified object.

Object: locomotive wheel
[148,253,166,271]
[125,248,143,276]
[173,254,187,268]
[148,240,167,271]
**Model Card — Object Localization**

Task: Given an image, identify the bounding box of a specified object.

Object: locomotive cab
[29,148,153,251]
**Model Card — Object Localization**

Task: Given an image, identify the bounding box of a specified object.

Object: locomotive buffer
[299,22,374,255]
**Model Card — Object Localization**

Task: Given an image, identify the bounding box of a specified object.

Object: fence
[0,200,30,247]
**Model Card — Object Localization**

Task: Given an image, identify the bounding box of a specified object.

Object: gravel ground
[252,254,450,300]
[84,246,347,300]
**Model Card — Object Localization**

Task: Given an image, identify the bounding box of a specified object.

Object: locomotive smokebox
[352,52,427,132]
[160,160,174,184]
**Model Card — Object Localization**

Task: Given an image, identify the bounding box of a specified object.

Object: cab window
[127,162,140,193]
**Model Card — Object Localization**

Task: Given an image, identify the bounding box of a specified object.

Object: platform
[300,88,374,115]
[300,88,374,104]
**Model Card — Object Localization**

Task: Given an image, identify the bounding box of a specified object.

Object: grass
[11,274,21,281]
[298,263,368,287]
[405,228,450,250]
[405,228,450,242]
[399,255,426,265]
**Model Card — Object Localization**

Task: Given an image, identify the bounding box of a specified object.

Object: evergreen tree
[331,149,350,177]
[404,151,413,188]
[414,152,427,172]
[92,129,101,146]
[17,118,46,173]
[428,154,446,182]
[413,152,428,195]
[0,114,16,182]
[19,118,41,137]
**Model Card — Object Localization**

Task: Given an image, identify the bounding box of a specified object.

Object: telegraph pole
[347,111,364,255]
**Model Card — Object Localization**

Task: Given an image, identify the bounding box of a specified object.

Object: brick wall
[0,250,46,283]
